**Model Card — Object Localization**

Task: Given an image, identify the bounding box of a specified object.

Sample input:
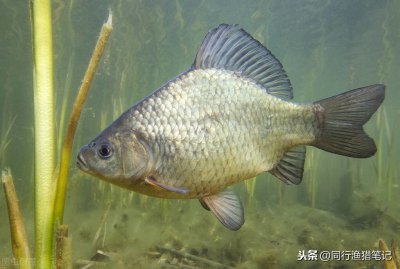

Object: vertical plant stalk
[92,203,111,248]
[31,0,55,268]
[54,11,113,224]
[55,225,71,269]
[379,239,397,269]
[2,169,32,269]
[244,177,257,205]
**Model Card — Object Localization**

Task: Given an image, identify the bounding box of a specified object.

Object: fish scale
[130,68,315,198]
[77,24,384,230]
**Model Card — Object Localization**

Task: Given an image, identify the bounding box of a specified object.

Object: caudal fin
[313,84,385,158]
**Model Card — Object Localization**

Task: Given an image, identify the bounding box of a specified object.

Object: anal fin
[270,146,306,185]
[199,191,244,231]
[145,177,188,194]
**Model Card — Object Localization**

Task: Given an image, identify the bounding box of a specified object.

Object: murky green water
[1,0,399,268]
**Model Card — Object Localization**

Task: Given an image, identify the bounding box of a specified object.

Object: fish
[77,24,385,231]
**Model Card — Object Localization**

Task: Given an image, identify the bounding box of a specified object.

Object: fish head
[77,125,151,186]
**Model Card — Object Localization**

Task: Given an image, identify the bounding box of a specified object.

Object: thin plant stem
[54,11,113,224]
[30,0,56,267]
[92,203,111,248]
[379,239,397,269]
[2,169,32,269]
[0,116,16,161]
[244,177,257,205]
[55,224,71,269]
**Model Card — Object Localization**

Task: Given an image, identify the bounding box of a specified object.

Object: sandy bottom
[0,178,398,269]
[63,190,398,269]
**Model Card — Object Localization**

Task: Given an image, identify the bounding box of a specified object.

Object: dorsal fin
[193,24,293,100]
[270,146,306,185]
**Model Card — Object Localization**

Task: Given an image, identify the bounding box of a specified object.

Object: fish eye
[98,143,113,159]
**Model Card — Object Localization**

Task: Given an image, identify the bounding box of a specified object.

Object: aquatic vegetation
[244,177,257,205]
[379,239,399,269]
[55,224,71,269]
[2,170,31,269]
[30,0,56,267]
[0,116,16,166]
[304,148,320,208]
[1,2,113,267]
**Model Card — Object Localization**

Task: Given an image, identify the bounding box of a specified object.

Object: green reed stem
[31,0,56,267]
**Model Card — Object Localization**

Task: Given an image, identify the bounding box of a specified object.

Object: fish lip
[77,151,89,172]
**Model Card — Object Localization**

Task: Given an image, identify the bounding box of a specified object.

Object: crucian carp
[77,24,385,230]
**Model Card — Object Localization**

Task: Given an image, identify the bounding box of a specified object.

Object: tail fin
[313,84,385,158]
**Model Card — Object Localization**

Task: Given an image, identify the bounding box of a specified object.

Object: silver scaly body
[130,68,315,198]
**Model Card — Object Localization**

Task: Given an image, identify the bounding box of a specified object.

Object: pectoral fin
[199,191,244,231]
[145,177,188,194]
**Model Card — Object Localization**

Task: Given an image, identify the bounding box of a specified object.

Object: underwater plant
[0,116,16,166]
[379,239,399,269]
[1,1,113,268]
[2,170,31,269]
[30,0,56,267]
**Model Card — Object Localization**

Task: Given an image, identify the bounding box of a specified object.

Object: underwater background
[0,0,399,268]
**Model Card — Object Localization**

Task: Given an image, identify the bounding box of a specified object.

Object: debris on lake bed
[69,200,399,269]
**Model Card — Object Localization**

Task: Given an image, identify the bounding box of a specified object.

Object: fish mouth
[77,151,89,172]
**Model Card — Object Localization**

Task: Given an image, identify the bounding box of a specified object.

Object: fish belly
[132,69,315,198]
